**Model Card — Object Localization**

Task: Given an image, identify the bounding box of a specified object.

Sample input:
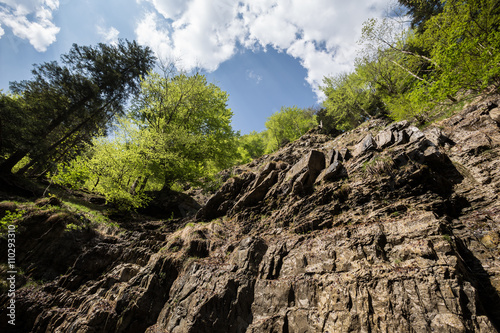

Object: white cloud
[148,0,189,20]
[97,25,120,45]
[136,0,393,100]
[136,11,172,60]
[246,70,262,84]
[0,0,60,52]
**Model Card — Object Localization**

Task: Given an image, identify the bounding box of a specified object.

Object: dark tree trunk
[0,150,28,174]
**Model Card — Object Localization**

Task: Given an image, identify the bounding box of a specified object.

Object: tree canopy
[53,69,239,208]
[0,40,156,175]
[264,106,317,152]
[320,0,500,130]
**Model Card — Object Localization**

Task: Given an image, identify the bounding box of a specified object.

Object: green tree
[54,69,239,208]
[236,131,267,164]
[132,69,238,189]
[415,0,500,98]
[0,40,156,175]
[358,0,500,122]
[320,69,387,132]
[398,0,444,31]
[264,106,317,152]
[52,118,157,208]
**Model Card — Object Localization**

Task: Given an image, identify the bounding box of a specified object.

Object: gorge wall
[1,95,500,332]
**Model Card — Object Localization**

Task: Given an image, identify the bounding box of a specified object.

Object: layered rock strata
[1,95,500,332]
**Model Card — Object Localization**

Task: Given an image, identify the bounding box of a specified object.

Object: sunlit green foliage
[53,70,239,208]
[321,0,500,129]
[416,0,500,97]
[236,131,267,164]
[264,106,317,152]
[132,70,238,188]
[320,70,386,132]
[0,209,25,234]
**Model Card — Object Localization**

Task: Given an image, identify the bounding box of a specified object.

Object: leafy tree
[320,69,387,131]
[236,131,267,164]
[0,40,156,175]
[359,0,500,122]
[415,0,500,97]
[264,106,317,152]
[52,118,157,208]
[398,0,444,31]
[132,69,238,189]
[53,69,239,208]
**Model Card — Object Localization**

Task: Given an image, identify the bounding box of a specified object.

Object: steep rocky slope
[1,95,500,332]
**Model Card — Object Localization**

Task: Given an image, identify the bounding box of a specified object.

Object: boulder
[196,173,255,220]
[326,147,351,166]
[253,162,276,188]
[406,126,425,142]
[425,127,448,146]
[489,107,500,124]
[386,120,410,131]
[285,150,325,184]
[232,170,279,211]
[315,160,347,183]
[354,133,377,156]
[375,129,394,149]
[339,147,351,161]
[394,129,409,145]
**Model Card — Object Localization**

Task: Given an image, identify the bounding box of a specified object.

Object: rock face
[1,95,500,332]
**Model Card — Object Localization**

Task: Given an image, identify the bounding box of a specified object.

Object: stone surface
[490,107,500,123]
[375,129,394,148]
[354,133,377,156]
[2,95,500,333]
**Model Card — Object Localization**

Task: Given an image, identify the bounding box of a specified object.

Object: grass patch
[442,234,453,243]
[61,200,118,229]
[0,208,26,234]
[362,154,394,177]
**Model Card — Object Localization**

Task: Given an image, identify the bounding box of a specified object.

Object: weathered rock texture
[1,95,500,332]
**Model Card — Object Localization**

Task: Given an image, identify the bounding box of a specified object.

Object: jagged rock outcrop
[1,95,500,332]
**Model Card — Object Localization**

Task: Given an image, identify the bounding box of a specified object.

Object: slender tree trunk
[139,175,149,192]
[0,97,93,174]
[91,177,100,191]
[390,60,427,82]
[130,177,140,195]
[17,100,115,176]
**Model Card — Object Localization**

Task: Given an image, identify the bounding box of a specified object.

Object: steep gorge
[1,95,500,332]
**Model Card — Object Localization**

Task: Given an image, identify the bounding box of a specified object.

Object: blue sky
[0,0,394,134]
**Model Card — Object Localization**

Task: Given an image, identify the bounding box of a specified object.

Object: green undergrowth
[0,194,119,237]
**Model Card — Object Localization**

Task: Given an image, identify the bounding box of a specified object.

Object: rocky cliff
[1,95,500,332]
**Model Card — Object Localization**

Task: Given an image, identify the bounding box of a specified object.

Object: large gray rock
[232,170,279,212]
[407,125,425,142]
[425,127,448,146]
[196,173,255,220]
[285,150,325,181]
[375,129,394,148]
[489,107,500,124]
[315,160,347,183]
[354,133,377,156]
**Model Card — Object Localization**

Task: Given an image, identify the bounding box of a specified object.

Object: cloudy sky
[0,0,395,134]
